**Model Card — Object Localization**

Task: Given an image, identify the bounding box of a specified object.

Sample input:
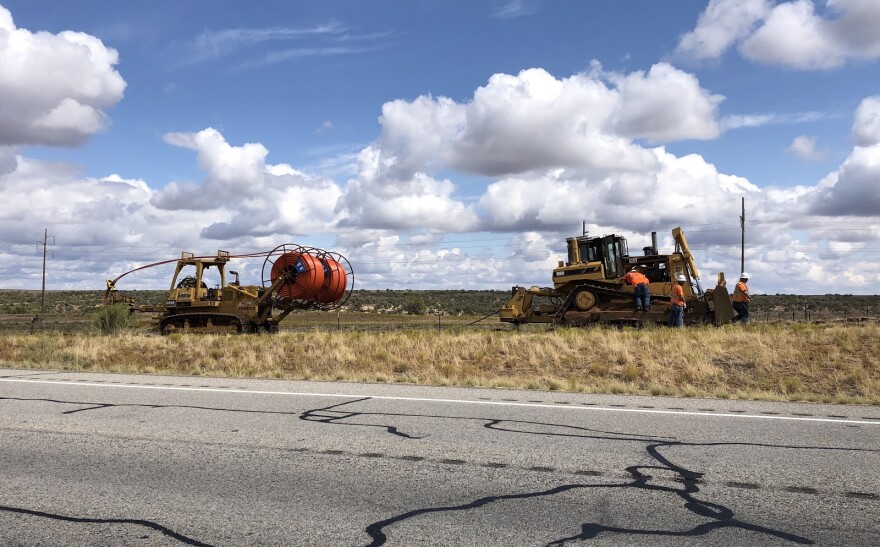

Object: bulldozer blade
[712,285,735,326]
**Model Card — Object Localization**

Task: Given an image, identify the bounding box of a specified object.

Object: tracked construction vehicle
[500,228,734,327]
[104,244,353,334]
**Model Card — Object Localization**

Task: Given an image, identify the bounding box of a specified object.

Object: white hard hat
[740,272,750,279]
[675,274,686,282]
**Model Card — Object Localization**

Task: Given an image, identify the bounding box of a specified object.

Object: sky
[1,0,879,295]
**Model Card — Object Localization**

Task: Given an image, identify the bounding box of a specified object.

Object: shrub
[781,376,802,394]
[403,297,426,315]
[95,304,138,334]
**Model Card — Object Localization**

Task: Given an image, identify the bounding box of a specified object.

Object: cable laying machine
[104,244,353,334]
[500,227,734,327]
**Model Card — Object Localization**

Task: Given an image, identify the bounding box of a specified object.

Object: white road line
[1,377,878,426]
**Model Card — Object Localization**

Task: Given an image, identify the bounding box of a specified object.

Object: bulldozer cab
[168,251,230,302]
[567,234,629,279]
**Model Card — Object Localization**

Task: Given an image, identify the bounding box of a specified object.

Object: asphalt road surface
[1,367,878,546]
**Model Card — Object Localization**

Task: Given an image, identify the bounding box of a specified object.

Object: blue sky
[1,0,879,294]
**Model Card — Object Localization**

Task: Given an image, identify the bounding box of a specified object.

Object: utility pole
[739,197,745,275]
[36,228,55,315]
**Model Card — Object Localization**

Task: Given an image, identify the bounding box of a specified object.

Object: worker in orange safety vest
[623,266,651,311]
[731,272,751,324]
[667,274,687,327]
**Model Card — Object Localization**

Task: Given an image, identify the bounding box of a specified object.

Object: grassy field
[0,322,877,405]
[1,290,877,405]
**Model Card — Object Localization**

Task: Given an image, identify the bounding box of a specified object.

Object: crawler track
[159,313,256,335]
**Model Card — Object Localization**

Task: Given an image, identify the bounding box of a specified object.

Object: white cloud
[720,110,828,130]
[186,21,345,63]
[182,21,389,69]
[740,0,844,69]
[153,128,342,240]
[369,64,722,181]
[811,142,880,216]
[0,145,16,177]
[332,63,724,236]
[786,135,825,160]
[335,145,480,232]
[0,6,125,146]
[675,0,772,62]
[0,157,237,289]
[678,0,880,69]
[492,0,540,19]
[827,0,880,58]
[478,149,760,234]
[806,96,880,215]
[852,96,880,146]
[721,114,776,130]
[608,63,724,141]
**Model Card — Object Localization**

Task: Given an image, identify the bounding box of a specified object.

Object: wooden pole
[40,228,48,315]
[740,197,745,275]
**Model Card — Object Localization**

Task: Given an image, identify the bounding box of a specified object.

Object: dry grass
[1,322,878,405]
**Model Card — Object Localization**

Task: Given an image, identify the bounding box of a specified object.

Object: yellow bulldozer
[500,228,734,327]
[104,244,353,334]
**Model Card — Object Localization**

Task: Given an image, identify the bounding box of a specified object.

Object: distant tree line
[1,290,879,320]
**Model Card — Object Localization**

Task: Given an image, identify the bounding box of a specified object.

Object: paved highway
[0,367,878,546]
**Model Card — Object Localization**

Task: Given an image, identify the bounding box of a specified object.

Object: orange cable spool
[315,257,347,304]
[271,251,325,300]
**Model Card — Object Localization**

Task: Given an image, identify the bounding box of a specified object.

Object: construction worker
[732,272,751,324]
[623,266,651,311]
[667,274,687,327]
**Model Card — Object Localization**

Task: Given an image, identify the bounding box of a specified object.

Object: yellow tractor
[105,244,353,334]
[500,228,734,326]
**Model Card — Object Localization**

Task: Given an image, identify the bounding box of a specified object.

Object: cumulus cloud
[153,128,342,240]
[0,145,17,177]
[677,0,880,69]
[811,143,880,216]
[802,96,880,216]
[368,63,722,181]
[740,0,844,69]
[0,157,235,289]
[334,144,480,232]
[675,0,772,62]
[332,63,725,235]
[0,6,125,146]
[608,63,724,141]
[786,135,825,160]
[478,149,760,234]
[852,96,880,146]
[0,127,351,289]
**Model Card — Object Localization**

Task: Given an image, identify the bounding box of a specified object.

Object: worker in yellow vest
[667,274,687,327]
[732,272,751,324]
